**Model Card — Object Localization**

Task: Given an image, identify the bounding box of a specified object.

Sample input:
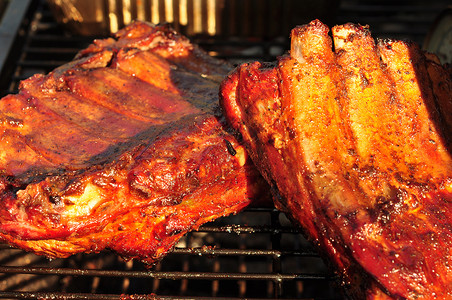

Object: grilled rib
[0,21,268,265]
[220,20,452,299]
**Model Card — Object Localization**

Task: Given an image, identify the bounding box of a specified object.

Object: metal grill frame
[0,207,339,299]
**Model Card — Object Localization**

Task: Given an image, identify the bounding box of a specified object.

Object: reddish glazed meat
[220,20,452,299]
[0,21,268,266]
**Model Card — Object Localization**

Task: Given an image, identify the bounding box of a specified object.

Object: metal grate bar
[0,291,284,300]
[17,60,73,68]
[171,248,320,257]
[199,224,301,234]
[0,266,332,281]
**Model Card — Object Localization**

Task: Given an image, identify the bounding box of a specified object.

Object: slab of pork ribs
[0,21,268,266]
[220,20,452,299]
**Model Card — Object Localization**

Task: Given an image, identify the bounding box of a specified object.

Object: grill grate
[0,208,339,299]
[0,0,450,299]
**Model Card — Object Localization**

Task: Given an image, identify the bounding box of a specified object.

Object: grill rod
[0,265,331,281]
[1,291,295,300]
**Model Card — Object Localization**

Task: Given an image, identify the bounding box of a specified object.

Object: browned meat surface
[0,21,268,265]
[220,20,452,299]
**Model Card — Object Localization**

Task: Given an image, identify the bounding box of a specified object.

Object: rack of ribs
[220,19,452,299]
[0,21,268,266]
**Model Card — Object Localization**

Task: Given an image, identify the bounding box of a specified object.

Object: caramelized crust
[220,20,452,299]
[0,21,268,265]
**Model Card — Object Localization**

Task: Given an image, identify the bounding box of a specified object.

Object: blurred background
[44,0,451,60]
